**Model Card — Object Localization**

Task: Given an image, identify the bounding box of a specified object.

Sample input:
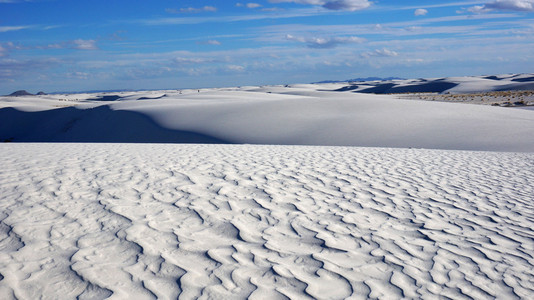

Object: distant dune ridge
[331,73,534,94]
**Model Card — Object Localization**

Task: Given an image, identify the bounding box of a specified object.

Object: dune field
[1,75,534,299]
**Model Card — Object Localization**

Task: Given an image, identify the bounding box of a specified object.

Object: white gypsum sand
[1,143,533,299]
[1,87,534,151]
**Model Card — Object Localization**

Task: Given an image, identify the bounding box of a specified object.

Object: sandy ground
[1,143,533,299]
[395,90,534,107]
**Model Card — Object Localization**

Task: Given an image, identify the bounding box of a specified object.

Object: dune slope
[1,89,534,151]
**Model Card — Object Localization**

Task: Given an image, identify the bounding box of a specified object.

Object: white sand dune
[1,85,534,151]
[332,73,534,94]
[1,143,533,299]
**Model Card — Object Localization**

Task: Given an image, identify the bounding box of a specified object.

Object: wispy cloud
[0,57,61,80]
[269,0,372,11]
[141,7,333,26]
[3,39,99,52]
[72,35,534,80]
[3,31,533,92]
[236,3,263,9]
[464,5,493,13]
[487,0,534,11]
[227,64,245,72]
[174,57,215,65]
[380,1,486,11]
[67,71,90,80]
[257,13,522,40]
[72,39,98,50]
[165,6,218,14]
[286,34,365,48]
[0,25,31,32]
[0,24,62,33]
[0,0,34,2]
[0,45,7,57]
[464,0,534,13]
[390,13,521,26]
[196,40,222,46]
[361,48,399,58]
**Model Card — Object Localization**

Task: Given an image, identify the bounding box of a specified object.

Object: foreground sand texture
[1,143,533,299]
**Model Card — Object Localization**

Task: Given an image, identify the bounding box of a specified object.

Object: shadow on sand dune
[332,81,459,94]
[0,106,229,143]
[359,81,458,94]
[87,95,123,101]
[495,82,534,91]
[511,76,534,82]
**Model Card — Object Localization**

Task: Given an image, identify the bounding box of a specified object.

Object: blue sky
[1,0,533,93]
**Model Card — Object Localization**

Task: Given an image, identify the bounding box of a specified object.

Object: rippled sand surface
[1,144,533,299]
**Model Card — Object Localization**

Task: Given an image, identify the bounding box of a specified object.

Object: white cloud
[464,5,492,13]
[286,34,365,48]
[361,48,399,58]
[4,42,23,50]
[269,0,372,11]
[0,57,61,80]
[466,0,534,13]
[34,43,63,50]
[72,39,98,50]
[1,40,100,53]
[197,40,222,45]
[487,0,534,11]
[0,42,24,57]
[389,1,492,11]
[237,3,282,11]
[323,0,372,11]
[414,8,428,16]
[247,3,263,8]
[261,7,283,11]
[256,13,524,42]
[174,57,213,64]
[67,72,90,80]
[236,3,264,9]
[165,8,179,13]
[269,0,323,5]
[166,6,218,14]
[227,65,245,72]
[0,26,30,32]
[0,24,62,33]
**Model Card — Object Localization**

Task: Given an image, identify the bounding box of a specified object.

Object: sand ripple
[0,144,533,299]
